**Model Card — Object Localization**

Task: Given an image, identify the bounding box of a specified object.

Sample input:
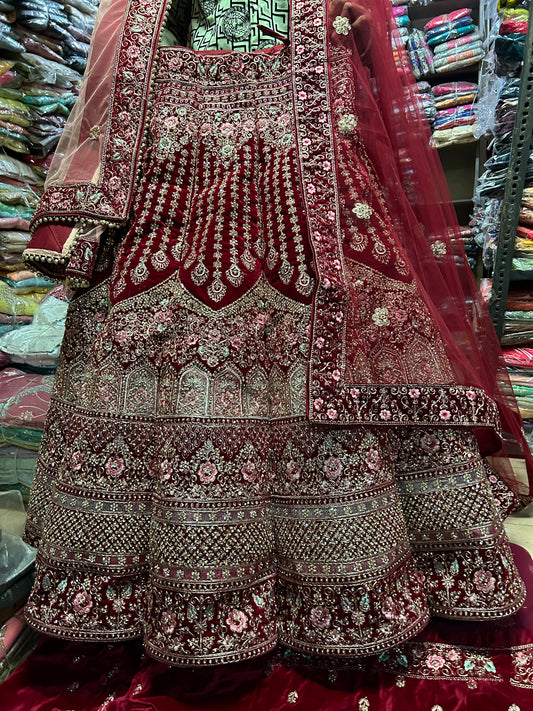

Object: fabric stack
[0,0,98,664]
[412,80,436,126]
[425,8,484,74]
[503,347,533,449]
[432,80,478,147]
[495,6,529,77]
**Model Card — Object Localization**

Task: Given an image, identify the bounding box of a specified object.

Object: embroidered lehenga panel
[23,40,526,666]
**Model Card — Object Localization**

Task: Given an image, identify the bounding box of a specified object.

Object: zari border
[30,0,171,233]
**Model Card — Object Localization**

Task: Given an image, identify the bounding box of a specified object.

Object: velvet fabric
[1,544,533,710]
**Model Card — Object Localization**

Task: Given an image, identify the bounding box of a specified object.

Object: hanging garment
[20,0,533,666]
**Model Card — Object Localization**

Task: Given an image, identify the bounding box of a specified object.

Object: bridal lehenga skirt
[24,46,526,666]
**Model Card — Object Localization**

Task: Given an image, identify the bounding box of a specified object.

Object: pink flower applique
[73,591,92,614]
[474,569,496,593]
[198,462,217,483]
[241,460,257,482]
[161,611,176,634]
[310,606,332,630]
[426,654,445,671]
[324,457,342,479]
[226,609,248,633]
[106,458,125,478]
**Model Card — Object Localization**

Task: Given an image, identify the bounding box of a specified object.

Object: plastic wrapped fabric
[433,30,482,54]
[433,80,477,96]
[0,283,41,316]
[0,97,30,127]
[0,368,53,447]
[0,21,23,54]
[14,53,82,88]
[433,46,485,72]
[495,33,526,74]
[0,532,34,595]
[434,90,477,110]
[0,292,66,367]
[0,153,41,186]
[432,123,477,148]
[427,23,477,48]
[424,8,472,33]
[0,231,31,249]
[0,446,38,495]
[0,275,52,293]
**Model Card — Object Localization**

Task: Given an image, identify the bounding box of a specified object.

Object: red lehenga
[20,0,533,667]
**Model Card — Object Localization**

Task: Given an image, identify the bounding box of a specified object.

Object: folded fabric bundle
[503,347,533,367]
[434,89,477,110]
[520,207,533,226]
[500,19,528,35]
[0,283,41,317]
[0,217,30,231]
[432,124,477,148]
[434,47,485,72]
[425,8,472,33]
[406,28,434,78]
[433,31,482,54]
[433,80,477,97]
[495,33,526,74]
[433,113,476,131]
[0,367,53,448]
[427,22,477,48]
[0,291,67,367]
[0,313,31,324]
[0,231,30,253]
[0,446,38,494]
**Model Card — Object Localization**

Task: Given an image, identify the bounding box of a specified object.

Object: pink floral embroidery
[314,398,324,410]
[324,457,342,479]
[408,388,420,399]
[198,462,217,483]
[474,569,496,593]
[420,433,440,453]
[315,337,325,348]
[70,452,83,471]
[466,390,476,400]
[447,649,460,661]
[426,654,446,670]
[310,606,331,630]
[439,409,451,421]
[365,449,381,470]
[226,609,248,633]
[241,460,257,482]
[106,458,125,478]
[73,591,92,614]
[515,651,529,664]
[332,369,341,381]
[379,409,391,421]
[327,408,338,420]
[350,388,360,398]
[161,611,176,634]
[286,461,301,481]
[159,460,172,482]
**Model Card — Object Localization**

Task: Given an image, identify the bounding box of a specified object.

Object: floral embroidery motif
[352,202,373,219]
[287,691,299,703]
[333,16,352,36]
[89,125,101,140]
[338,113,358,135]
[371,307,390,327]
[430,240,447,257]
